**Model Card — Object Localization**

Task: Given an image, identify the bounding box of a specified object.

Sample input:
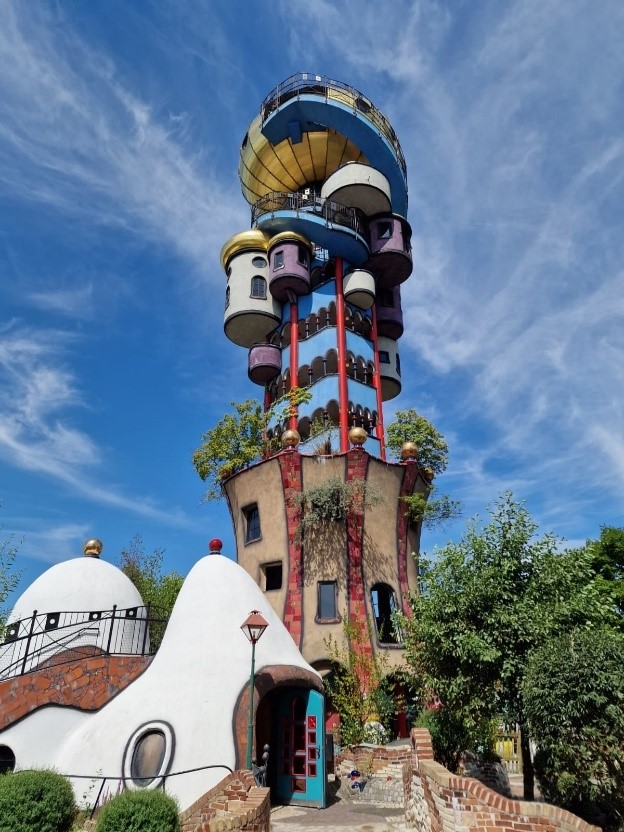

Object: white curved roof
[8,557,145,622]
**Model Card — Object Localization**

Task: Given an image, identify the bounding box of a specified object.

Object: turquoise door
[275,688,326,808]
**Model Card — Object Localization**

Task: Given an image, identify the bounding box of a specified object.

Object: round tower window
[252,256,267,268]
[122,721,175,790]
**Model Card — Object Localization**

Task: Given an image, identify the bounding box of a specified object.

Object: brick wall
[404,729,601,832]
[336,742,411,806]
[0,654,151,728]
[179,770,270,832]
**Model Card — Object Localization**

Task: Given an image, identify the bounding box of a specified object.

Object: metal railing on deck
[0,605,169,680]
[260,72,407,182]
[251,190,368,240]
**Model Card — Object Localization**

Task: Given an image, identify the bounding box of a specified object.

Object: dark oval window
[0,746,15,774]
[252,256,267,268]
[130,730,166,787]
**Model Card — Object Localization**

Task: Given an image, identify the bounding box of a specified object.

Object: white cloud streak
[0,321,194,527]
[0,1,247,280]
[283,0,624,530]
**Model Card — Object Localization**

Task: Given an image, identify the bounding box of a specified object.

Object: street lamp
[241,609,269,769]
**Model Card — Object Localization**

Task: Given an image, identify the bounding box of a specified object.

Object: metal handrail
[0,605,169,680]
[260,73,407,181]
[17,763,235,819]
[251,190,368,240]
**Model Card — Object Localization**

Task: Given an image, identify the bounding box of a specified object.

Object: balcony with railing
[0,604,169,680]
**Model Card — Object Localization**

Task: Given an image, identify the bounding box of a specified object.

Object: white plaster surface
[0,555,319,812]
[0,558,147,676]
[9,557,145,621]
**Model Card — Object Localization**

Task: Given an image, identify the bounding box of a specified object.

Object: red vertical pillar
[289,300,299,431]
[335,257,350,453]
[371,304,386,460]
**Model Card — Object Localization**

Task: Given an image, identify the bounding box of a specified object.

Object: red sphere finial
[209,538,222,554]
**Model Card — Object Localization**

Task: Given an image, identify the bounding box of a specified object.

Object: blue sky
[2,0,624,602]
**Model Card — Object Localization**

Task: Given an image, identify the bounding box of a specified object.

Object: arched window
[0,746,15,774]
[371,583,403,645]
[250,276,267,299]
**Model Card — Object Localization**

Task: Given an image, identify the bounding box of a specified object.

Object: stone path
[271,800,407,832]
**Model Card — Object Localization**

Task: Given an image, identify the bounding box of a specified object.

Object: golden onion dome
[220,229,271,272]
[267,231,314,254]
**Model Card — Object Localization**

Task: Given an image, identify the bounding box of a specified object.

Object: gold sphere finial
[401,441,418,461]
[349,426,368,447]
[422,465,434,481]
[281,429,300,449]
[83,538,103,558]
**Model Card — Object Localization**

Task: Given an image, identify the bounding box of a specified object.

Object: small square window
[377,221,392,240]
[378,350,390,364]
[378,290,394,307]
[261,562,283,591]
[316,581,339,623]
[273,250,284,270]
[244,504,261,544]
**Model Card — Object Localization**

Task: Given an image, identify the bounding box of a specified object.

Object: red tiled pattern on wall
[0,654,151,729]
[397,462,419,616]
[346,448,372,659]
[404,728,601,832]
[278,449,304,648]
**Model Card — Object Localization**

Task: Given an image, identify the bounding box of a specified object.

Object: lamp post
[241,609,269,770]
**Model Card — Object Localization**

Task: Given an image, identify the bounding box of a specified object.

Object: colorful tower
[220,75,427,701]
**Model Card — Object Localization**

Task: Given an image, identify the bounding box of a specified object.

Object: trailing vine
[294,476,384,537]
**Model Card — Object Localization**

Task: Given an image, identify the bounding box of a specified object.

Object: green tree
[323,619,396,746]
[587,526,624,619]
[385,409,460,529]
[524,627,624,831]
[118,534,184,649]
[0,517,22,637]
[403,493,616,800]
[385,408,449,475]
[193,388,311,501]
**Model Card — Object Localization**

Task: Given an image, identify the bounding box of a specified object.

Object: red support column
[335,257,350,453]
[370,304,386,460]
[289,299,299,431]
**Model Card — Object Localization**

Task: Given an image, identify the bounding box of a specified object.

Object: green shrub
[96,789,180,832]
[0,769,75,832]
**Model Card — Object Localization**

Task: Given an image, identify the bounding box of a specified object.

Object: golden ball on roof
[281,429,301,448]
[83,539,103,558]
[349,426,368,446]
[401,441,419,460]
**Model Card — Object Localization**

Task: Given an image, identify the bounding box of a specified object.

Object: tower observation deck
[221,73,413,458]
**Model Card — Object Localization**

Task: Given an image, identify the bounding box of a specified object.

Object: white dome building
[0,540,148,678]
[0,540,326,811]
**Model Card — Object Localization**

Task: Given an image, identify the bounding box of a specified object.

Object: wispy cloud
[0,321,194,528]
[0,1,247,282]
[284,0,624,530]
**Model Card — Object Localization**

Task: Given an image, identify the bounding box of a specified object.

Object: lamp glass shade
[240,610,269,644]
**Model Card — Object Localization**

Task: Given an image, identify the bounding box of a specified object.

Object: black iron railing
[0,605,169,680]
[251,190,368,240]
[260,72,407,181]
